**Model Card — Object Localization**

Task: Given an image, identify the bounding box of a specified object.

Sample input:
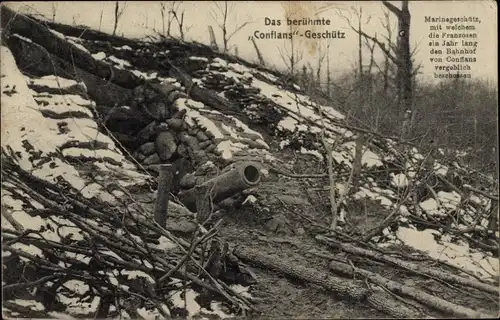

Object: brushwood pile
[1,9,498,319]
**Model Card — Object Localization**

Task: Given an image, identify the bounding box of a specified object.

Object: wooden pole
[154,164,173,228]
[195,184,212,225]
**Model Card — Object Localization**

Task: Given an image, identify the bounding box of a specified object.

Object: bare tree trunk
[208,25,218,50]
[358,8,363,87]
[316,45,325,86]
[154,164,173,228]
[113,1,119,36]
[383,1,412,115]
[352,135,364,192]
[251,38,265,65]
[160,3,166,36]
[222,1,229,52]
[383,54,390,94]
[381,10,392,95]
[290,35,295,77]
[326,43,331,97]
[51,3,57,23]
[98,9,103,31]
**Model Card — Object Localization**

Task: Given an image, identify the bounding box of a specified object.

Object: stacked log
[202,73,235,91]
[126,82,222,168]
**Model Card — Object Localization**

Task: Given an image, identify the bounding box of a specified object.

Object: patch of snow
[1,51,146,204]
[11,243,44,258]
[63,280,90,295]
[391,173,409,188]
[107,56,132,68]
[354,187,394,208]
[217,140,248,160]
[201,302,233,318]
[49,29,66,39]
[278,117,298,131]
[48,312,79,319]
[170,289,201,316]
[396,227,499,281]
[34,92,95,107]
[2,193,44,228]
[437,191,461,210]
[115,45,133,50]
[419,198,446,217]
[256,138,270,149]
[399,205,410,216]
[185,99,205,109]
[189,56,209,62]
[28,75,80,89]
[227,63,251,74]
[121,270,155,284]
[12,33,33,43]
[154,236,177,250]
[57,294,100,315]
[101,250,123,261]
[279,140,290,149]
[242,195,257,205]
[130,69,159,80]
[38,102,93,118]
[212,57,228,67]
[361,149,383,168]
[66,252,91,264]
[12,299,45,311]
[91,52,106,60]
[67,39,89,53]
[62,147,125,163]
[174,98,224,139]
[434,163,449,176]
[137,307,163,320]
[230,116,264,140]
[300,147,323,160]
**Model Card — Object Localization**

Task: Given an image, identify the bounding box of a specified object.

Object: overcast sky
[5,1,498,83]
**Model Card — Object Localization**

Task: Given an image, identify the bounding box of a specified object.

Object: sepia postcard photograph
[1,1,498,319]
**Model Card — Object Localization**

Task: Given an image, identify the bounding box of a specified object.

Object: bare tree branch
[210,1,252,53]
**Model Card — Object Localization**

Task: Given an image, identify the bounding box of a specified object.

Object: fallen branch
[463,184,499,201]
[316,235,499,295]
[233,246,428,318]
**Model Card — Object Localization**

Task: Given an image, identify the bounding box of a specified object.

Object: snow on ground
[391,173,409,188]
[394,227,499,281]
[1,46,148,203]
[91,51,106,60]
[27,74,81,89]
[168,285,250,319]
[174,98,272,162]
[3,34,497,317]
[114,45,133,51]
[107,55,132,68]
[67,38,90,53]
[201,58,388,168]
